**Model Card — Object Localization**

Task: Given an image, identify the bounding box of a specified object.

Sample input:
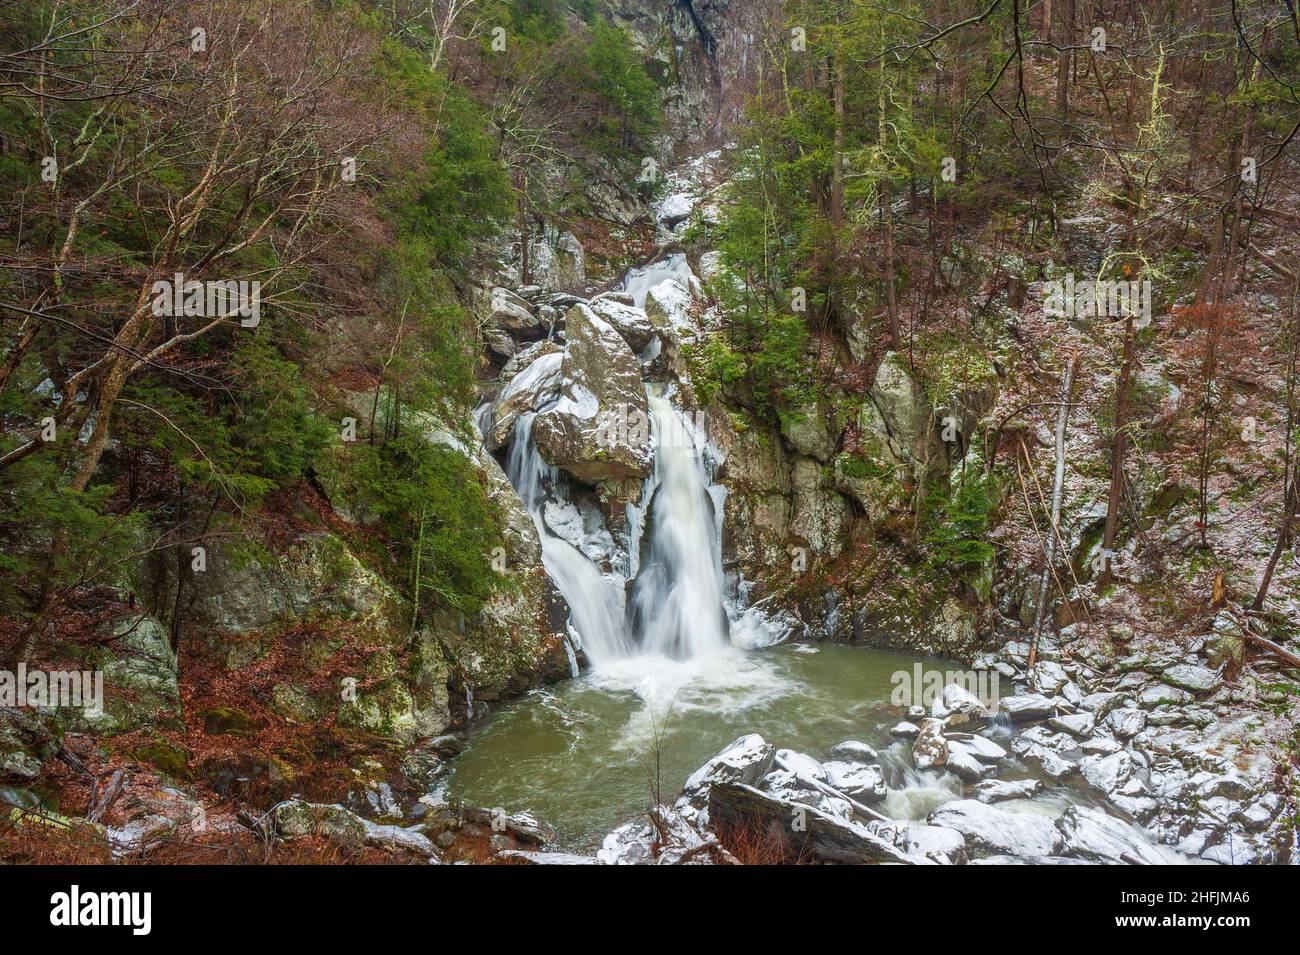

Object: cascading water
[501,394,730,667]
[620,252,698,308]
[505,412,633,664]
[628,396,728,659]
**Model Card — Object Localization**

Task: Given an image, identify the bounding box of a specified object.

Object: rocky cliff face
[611,0,775,143]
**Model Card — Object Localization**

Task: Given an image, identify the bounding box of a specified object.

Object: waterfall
[500,396,730,667]
[505,412,633,664]
[628,396,729,659]
[620,253,697,308]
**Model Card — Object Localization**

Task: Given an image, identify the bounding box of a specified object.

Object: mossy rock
[336,681,417,739]
[302,635,347,671]
[269,682,329,724]
[200,750,297,802]
[132,737,191,779]
[0,707,64,781]
[200,706,263,737]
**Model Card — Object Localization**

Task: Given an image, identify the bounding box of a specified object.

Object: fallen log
[87,768,126,823]
[773,752,890,824]
[708,782,929,865]
[1244,630,1300,669]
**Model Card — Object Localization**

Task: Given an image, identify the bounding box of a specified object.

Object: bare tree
[1030,355,1075,666]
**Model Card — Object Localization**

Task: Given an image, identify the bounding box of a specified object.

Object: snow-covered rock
[822,760,888,802]
[997,694,1057,722]
[944,745,991,783]
[1106,707,1147,738]
[825,740,878,763]
[890,721,921,739]
[927,800,1063,858]
[598,806,708,865]
[866,820,967,864]
[758,769,853,821]
[912,718,949,769]
[676,733,776,820]
[1054,805,1168,864]
[1079,750,1138,794]
[973,779,1044,803]
[1161,664,1220,695]
[1048,712,1096,738]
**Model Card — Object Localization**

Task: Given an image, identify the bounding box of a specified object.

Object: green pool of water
[447,642,971,850]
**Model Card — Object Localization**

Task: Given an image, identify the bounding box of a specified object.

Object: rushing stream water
[448,644,950,848]
[464,254,1184,861]
[446,641,1159,853]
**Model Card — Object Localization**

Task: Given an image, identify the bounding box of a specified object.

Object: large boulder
[997,693,1057,722]
[525,226,586,293]
[757,769,853,821]
[53,613,179,736]
[1079,750,1138,794]
[1054,805,1168,864]
[534,304,652,483]
[973,779,1043,803]
[912,717,949,769]
[484,286,545,340]
[866,819,968,864]
[676,733,776,822]
[822,760,888,802]
[644,278,696,333]
[487,350,563,451]
[778,402,836,461]
[1161,663,1220,695]
[0,707,62,781]
[789,458,851,560]
[860,351,946,485]
[597,805,710,865]
[272,799,439,860]
[588,296,657,353]
[708,782,924,864]
[161,533,406,647]
[927,800,1064,859]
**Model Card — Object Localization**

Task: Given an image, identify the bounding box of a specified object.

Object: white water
[629,396,728,659]
[620,252,697,308]
[502,391,733,669]
[476,259,1184,863]
[506,412,633,663]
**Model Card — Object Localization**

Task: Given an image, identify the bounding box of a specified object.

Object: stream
[460,247,1187,862]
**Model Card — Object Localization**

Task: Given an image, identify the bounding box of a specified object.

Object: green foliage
[342,437,503,616]
[836,450,893,483]
[683,336,747,407]
[911,331,997,409]
[377,39,512,270]
[118,336,331,506]
[923,472,999,576]
[694,269,815,421]
[571,18,661,152]
[228,339,334,485]
[0,457,146,615]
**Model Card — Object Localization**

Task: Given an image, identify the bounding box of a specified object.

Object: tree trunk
[1056,0,1074,119]
[1098,317,1135,591]
[1252,274,1300,611]
[882,184,901,351]
[1030,356,1075,666]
